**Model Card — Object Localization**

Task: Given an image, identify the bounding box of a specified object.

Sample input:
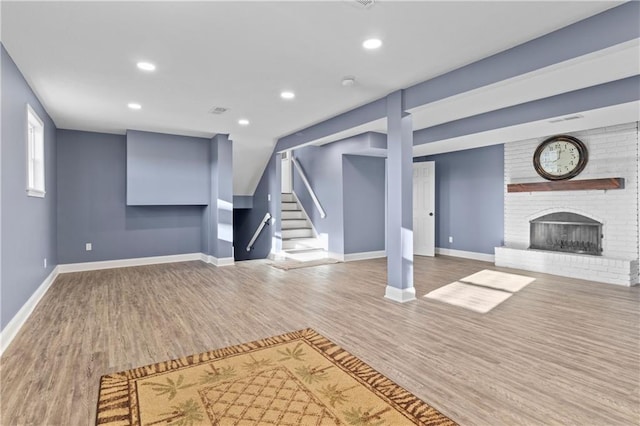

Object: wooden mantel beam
[507,178,624,193]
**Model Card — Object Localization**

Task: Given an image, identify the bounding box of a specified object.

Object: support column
[207,134,234,265]
[385,91,415,302]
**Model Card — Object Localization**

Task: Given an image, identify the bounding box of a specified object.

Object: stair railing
[246,212,272,251]
[291,156,326,218]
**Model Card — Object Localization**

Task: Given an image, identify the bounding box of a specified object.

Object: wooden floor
[1,256,639,425]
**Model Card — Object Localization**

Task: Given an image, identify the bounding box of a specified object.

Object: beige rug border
[96,328,456,425]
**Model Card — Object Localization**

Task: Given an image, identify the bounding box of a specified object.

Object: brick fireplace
[495,122,639,286]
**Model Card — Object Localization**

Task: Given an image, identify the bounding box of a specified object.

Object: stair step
[281,202,299,211]
[281,193,295,202]
[282,237,325,250]
[282,219,310,229]
[282,210,305,220]
[282,248,328,262]
[282,228,314,239]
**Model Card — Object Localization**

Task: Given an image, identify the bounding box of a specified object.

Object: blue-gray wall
[202,134,234,259]
[415,144,504,255]
[126,130,210,206]
[234,153,279,260]
[293,134,373,255]
[57,130,204,263]
[342,155,386,254]
[1,45,58,331]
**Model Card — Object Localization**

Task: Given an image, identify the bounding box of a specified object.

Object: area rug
[424,281,513,313]
[96,328,456,425]
[459,269,535,292]
[270,258,340,271]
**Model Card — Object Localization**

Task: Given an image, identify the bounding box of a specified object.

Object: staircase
[280,193,325,258]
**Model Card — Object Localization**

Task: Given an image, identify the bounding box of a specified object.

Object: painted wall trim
[384,286,416,303]
[327,252,345,262]
[0,266,59,356]
[58,253,203,273]
[343,251,387,262]
[435,248,495,263]
[203,256,235,267]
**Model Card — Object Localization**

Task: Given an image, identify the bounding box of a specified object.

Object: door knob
[429,212,434,216]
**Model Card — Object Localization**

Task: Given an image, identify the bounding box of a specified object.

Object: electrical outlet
[44,258,47,268]
[85,243,92,251]
[268,194,271,201]
[449,236,453,243]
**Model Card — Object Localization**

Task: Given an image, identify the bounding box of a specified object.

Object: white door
[281,152,292,193]
[413,161,435,256]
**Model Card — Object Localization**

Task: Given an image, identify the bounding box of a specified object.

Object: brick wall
[496,122,639,285]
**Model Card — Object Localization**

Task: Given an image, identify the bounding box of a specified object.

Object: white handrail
[246,212,272,251]
[291,156,326,218]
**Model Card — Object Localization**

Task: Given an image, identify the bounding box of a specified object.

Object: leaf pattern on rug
[277,342,306,362]
[243,354,274,372]
[318,383,359,407]
[343,406,391,426]
[147,398,204,426]
[295,364,333,384]
[199,364,236,385]
[140,375,197,400]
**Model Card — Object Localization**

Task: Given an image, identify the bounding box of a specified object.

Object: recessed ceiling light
[136,61,156,71]
[127,103,142,110]
[280,91,295,100]
[238,118,250,126]
[362,38,382,50]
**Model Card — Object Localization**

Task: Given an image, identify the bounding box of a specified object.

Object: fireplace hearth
[529,212,602,256]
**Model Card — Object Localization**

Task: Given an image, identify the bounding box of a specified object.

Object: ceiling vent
[345,0,375,10]
[208,106,229,115]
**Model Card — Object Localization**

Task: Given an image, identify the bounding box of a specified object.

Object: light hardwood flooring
[1,256,639,425]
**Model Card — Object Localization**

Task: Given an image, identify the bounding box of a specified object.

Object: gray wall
[126,130,210,205]
[415,144,504,255]
[342,155,386,254]
[202,134,234,259]
[1,45,58,331]
[293,134,371,254]
[234,153,278,260]
[57,130,204,263]
[293,133,388,255]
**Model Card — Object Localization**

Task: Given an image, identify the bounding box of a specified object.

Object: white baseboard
[343,250,386,262]
[327,252,344,262]
[58,253,203,273]
[0,266,60,356]
[435,247,494,263]
[1,252,238,355]
[203,255,235,267]
[384,285,416,303]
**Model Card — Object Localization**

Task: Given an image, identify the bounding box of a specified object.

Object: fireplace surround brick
[496,122,639,286]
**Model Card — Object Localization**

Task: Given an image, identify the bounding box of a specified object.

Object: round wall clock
[533,135,588,181]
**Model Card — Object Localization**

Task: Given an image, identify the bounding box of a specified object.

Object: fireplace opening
[529,212,602,256]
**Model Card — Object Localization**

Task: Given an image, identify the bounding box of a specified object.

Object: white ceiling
[0,1,624,195]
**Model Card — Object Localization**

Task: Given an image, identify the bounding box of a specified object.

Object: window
[26,104,45,197]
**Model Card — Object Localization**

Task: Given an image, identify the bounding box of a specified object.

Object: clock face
[533,135,588,181]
